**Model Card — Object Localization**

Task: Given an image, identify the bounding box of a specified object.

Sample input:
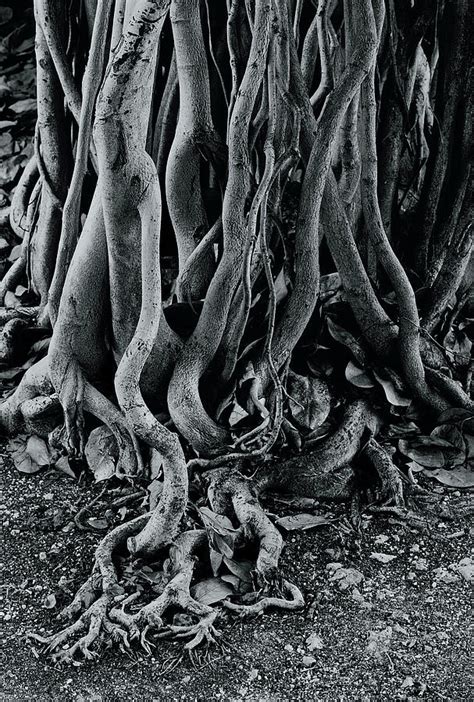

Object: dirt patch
[0,452,472,701]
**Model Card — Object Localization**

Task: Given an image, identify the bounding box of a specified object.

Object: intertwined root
[207,469,305,614]
[27,467,308,663]
[28,521,225,662]
[108,530,220,653]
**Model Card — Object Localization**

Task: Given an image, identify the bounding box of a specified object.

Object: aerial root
[28,514,150,660]
[208,470,304,614]
[362,437,405,507]
[0,318,29,364]
[109,530,220,653]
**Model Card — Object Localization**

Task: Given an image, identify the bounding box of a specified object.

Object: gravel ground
[1,451,473,701]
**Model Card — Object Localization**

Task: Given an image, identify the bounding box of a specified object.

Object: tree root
[28,513,149,661]
[362,437,405,507]
[207,469,304,613]
[109,530,220,652]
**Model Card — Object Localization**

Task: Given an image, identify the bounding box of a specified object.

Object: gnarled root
[208,469,304,615]
[29,514,149,661]
[32,522,222,660]
[109,530,220,652]
[362,437,405,507]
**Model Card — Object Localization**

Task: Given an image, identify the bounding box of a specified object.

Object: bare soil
[0,451,472,702]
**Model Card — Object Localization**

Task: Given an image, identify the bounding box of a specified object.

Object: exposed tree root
[2,0,471,672]
[362,438,405,507]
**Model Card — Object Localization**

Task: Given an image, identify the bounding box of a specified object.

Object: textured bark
[0,0,471,662]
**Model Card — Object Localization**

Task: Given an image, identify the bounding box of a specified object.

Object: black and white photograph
[0,0,472,699]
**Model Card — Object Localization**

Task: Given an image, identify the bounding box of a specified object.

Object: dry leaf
[287,371,331,432]
[275,513,331,531]
[345,360,375,388]
[84,426,118,481]
[190,577,234,606]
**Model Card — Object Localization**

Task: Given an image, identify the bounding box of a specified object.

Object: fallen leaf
[26,435,51,466]
[367,626,392,661]
[287,371,331,431]
[190,577,234,606]
[432,567,459,585]
[422,467,474,488]
[84,426,118,481]
[54,455,76,479]
[302,655,316,667]
[8,98,37,114]
[228,401,249,427]
[454,557,474,583]
[327,563,364,590]
[223,557,253,584]
[399,437,463,468]
[87,517,109,531]
[199,506,237,536]
[8,435,41,474]
[374,371,411,406]
[0,7,13,24]
[275,513,332,531]
[345,360,375,388]
[43,594,56,609]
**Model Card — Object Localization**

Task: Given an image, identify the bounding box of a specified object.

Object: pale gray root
[115,166,188,557]
[109,530,220,652]
[168,0,273,455]
[207,469,304,615]
[29,514,149,661]
[256,0,380,386]
[96,0,187,558]
[310,0,334,112]
[0,353,143,477]
[45,184,135,470]
[94,0,180,401]
[176,217,222,302]
[110,0,126,51]
[358,0,449,414]
[47,0,113,322]
[362,437,404,507]
[0,256,27,306]
[166,0,218,299]
[300,5,319,91]
[423,220,473,333]
[337,0,361,222]
[9,156,39,240]
[0,357,52,434]
[0,318,28,364]
[322,175,397,360]
[35,0,99,171]
[0,175,41,305]
[152,52,178,176]
[30,5,71,307]
[35,0,81,122]
[425,368,474,413]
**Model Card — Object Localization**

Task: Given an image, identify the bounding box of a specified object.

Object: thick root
[109,530,220,652]
[362,437,405,507]
[28,514,149,661]
[208,469,304,612]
